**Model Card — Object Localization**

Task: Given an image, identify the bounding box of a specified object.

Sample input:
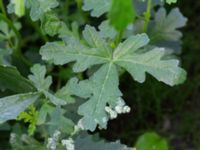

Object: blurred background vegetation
[100,0,200,149]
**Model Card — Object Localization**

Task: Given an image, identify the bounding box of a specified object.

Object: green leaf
[150,8,187,42]
[17,105,38,135]
[41,11,61,36]
[43,91,67,106]
[37,103,49,125]
[28,64,52,91]
[75,133,131,150]
[108,0,136,31]
[98,20,117,40]
[26,0,59,21]
[76,63,122,131]
[48,106,74,134]
[7,0,25,17]
[0,65,36,93]
[165,0,177,4]
[0,20,20,41]
[114,34,186,86]
[40,25,111,72]
[0,48,12,65]
[55,78,85,104]
[28,64,67,106]
[0,92,40,124]
[135,132,168,150]
[40,26,186,130]
[82,0,112,17]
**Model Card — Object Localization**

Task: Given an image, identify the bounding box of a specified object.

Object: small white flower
[47,137,57,150]
[115,105,123,114]
[62,138,75,150]
[53,130,61,140]
[46,130,61,150]
[9,133,16,144]
[105,106,118,119]
[123,106,131,113]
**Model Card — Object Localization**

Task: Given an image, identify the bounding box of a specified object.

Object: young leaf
[98,20,117,40]
[75,133,131,150]
[135,132,168,150]
[0,92,40,124]
[41,11,61,36]
[28,64,52,91]
[17,105,38,135]
[28,64,67,106]
[7,0,25,17]
[82,0,112,17]
[150,8,187,42]
[114,34,186,86]
[26,0,59,21]
[0,65,36,93]
[108,0,136,31]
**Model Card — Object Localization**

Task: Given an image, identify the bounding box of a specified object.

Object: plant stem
[0,0,6,17]
[76,0,82,10]
[116,30,124,45]
[143,0,152,32]
[0,12,32,66]
[0,14,22,48]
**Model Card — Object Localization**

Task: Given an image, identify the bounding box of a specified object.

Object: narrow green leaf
[108,0,136,31]
[0,92,40,124]
[0,65,36,93]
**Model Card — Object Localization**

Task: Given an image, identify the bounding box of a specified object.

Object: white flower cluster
[105,98,131,119]
[61,138,75,150]
[9,133,16,144]
[47,130,61,150]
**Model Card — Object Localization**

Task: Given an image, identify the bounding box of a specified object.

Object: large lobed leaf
[150,7,187,42]
[40,25,186,131]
